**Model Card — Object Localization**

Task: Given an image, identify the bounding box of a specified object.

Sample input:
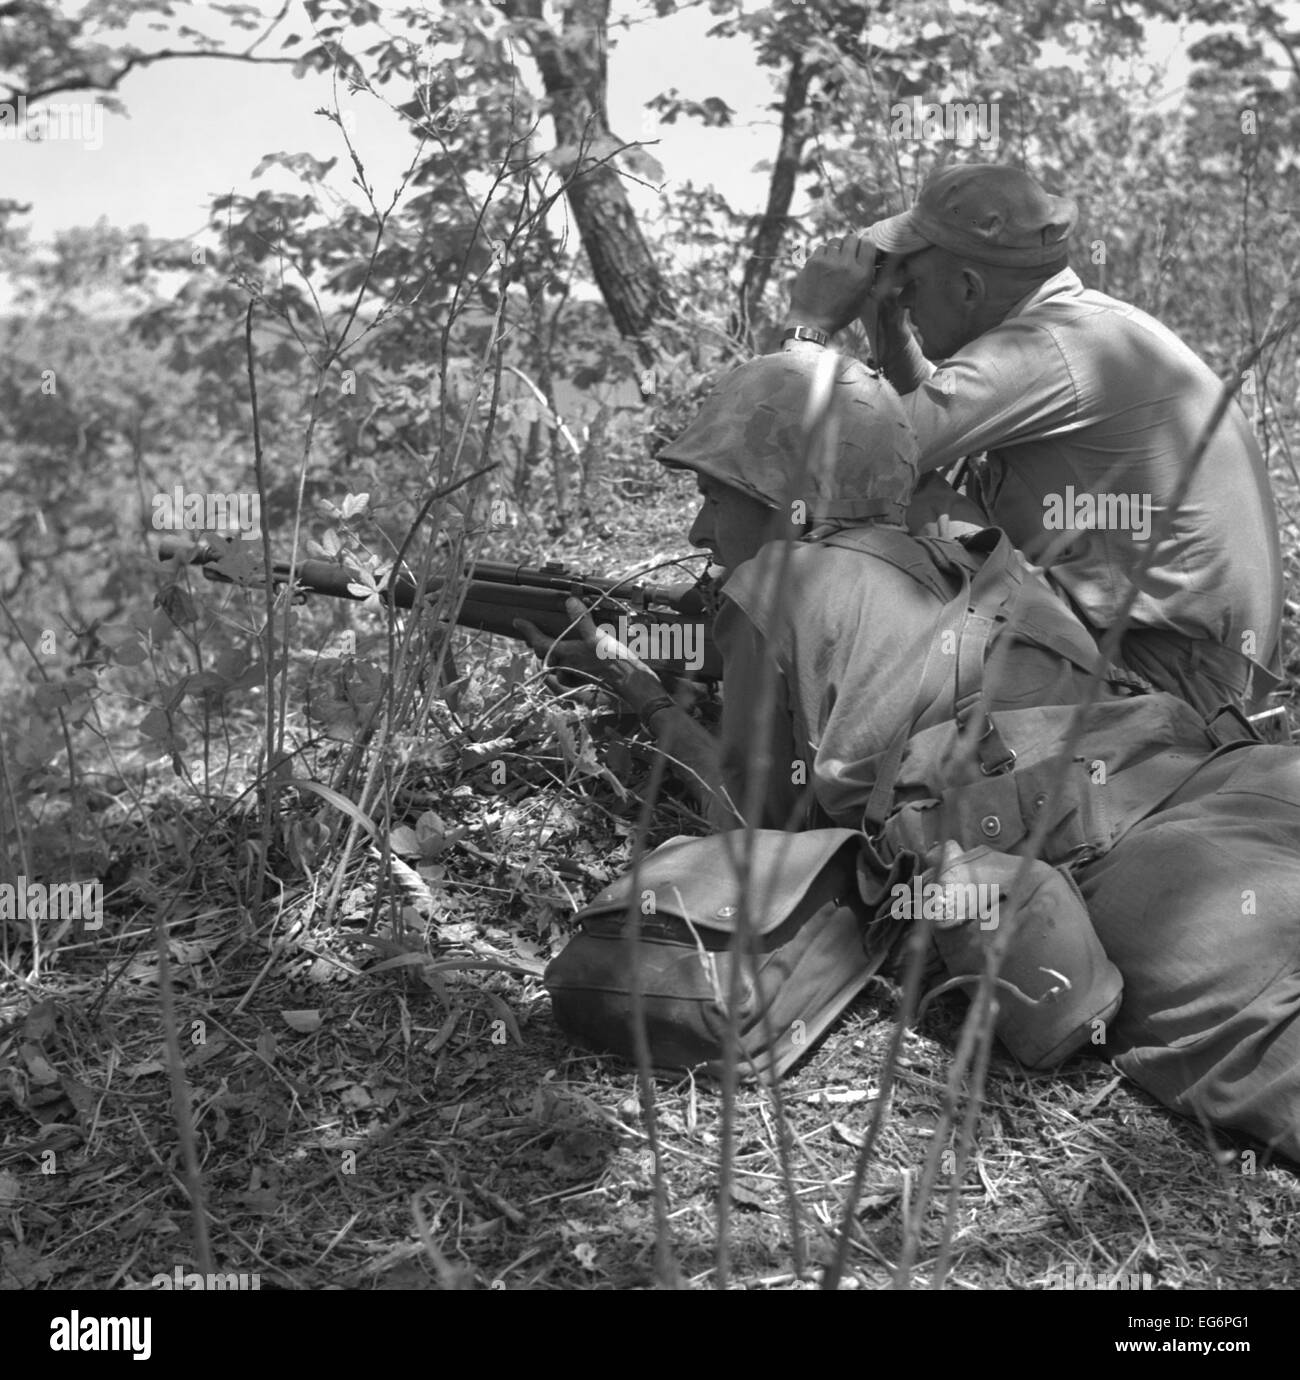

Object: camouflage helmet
[656,347,919,526]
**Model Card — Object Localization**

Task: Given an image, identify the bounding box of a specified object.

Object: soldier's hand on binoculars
[858,251,914,366]
[788,235,880,336]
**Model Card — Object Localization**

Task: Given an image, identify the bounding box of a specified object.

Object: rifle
[156,538,723,680]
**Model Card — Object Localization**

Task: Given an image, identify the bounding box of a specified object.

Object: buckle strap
[888,743,1216,867]
[1205,703,1262,747]
[952,533,1022,778]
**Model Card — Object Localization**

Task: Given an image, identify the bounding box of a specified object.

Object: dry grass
[4,898,1297,1290]
[2,456,1298,1293]
[2,748,1298,1291]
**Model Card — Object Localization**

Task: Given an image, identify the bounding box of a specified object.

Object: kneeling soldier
[523,349,1300,1162]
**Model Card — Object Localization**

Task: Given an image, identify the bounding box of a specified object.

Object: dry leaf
[19,1044,58,1086]
[824,1088,876,1105]
[726,1181,770,1213]
[281,1009,323,1034]
[125,1059,165,1078]
[832,1120,864,1149]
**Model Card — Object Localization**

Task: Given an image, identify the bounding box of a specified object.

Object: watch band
[781,325,830,347]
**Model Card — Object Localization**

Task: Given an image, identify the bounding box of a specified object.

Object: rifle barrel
[157,541,702,609]
[156,539,720,677]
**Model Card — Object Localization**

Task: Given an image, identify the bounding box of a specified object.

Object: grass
[1,445,1298,1293]
[4,900,1297,1289]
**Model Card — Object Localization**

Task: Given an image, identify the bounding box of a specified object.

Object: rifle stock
[157,538,722,680]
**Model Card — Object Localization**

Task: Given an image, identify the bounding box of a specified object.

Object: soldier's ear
[960,266,987,303]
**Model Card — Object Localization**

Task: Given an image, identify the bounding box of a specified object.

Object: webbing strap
[860,528,1023,830]
[948,530,1021,778]
[825,524,1154,837]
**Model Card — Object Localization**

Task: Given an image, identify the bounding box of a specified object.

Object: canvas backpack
[544,827,910,1080]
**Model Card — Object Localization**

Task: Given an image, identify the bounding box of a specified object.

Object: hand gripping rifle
[156,538,723,681]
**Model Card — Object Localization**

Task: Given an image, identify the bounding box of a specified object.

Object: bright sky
[2,1,779,248]
[0,0,1233,262]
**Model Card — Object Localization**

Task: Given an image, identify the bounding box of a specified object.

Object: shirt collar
[1005,265,1082,320]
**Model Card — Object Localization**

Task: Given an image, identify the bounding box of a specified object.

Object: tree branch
[6,48,300,107]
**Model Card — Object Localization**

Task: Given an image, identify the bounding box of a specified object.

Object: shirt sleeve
[902,319,1084,473]
[713,599,806,832]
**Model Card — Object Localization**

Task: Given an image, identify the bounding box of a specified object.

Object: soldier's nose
[688,508,714,551]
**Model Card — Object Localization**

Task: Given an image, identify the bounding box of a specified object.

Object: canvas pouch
[544,828,904,1079]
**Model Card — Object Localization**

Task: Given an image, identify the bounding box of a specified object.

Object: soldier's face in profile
[688,476,782,575]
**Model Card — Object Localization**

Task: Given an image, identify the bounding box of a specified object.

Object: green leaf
[137,707,172,741]
[388,825,421,856]
[415,809,447,849]
[290,778,379,837]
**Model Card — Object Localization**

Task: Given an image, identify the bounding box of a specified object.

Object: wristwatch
[780,325,830,347]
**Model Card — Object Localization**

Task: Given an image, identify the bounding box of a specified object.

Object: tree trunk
[502,0,671,364]
[733,52,811,348]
